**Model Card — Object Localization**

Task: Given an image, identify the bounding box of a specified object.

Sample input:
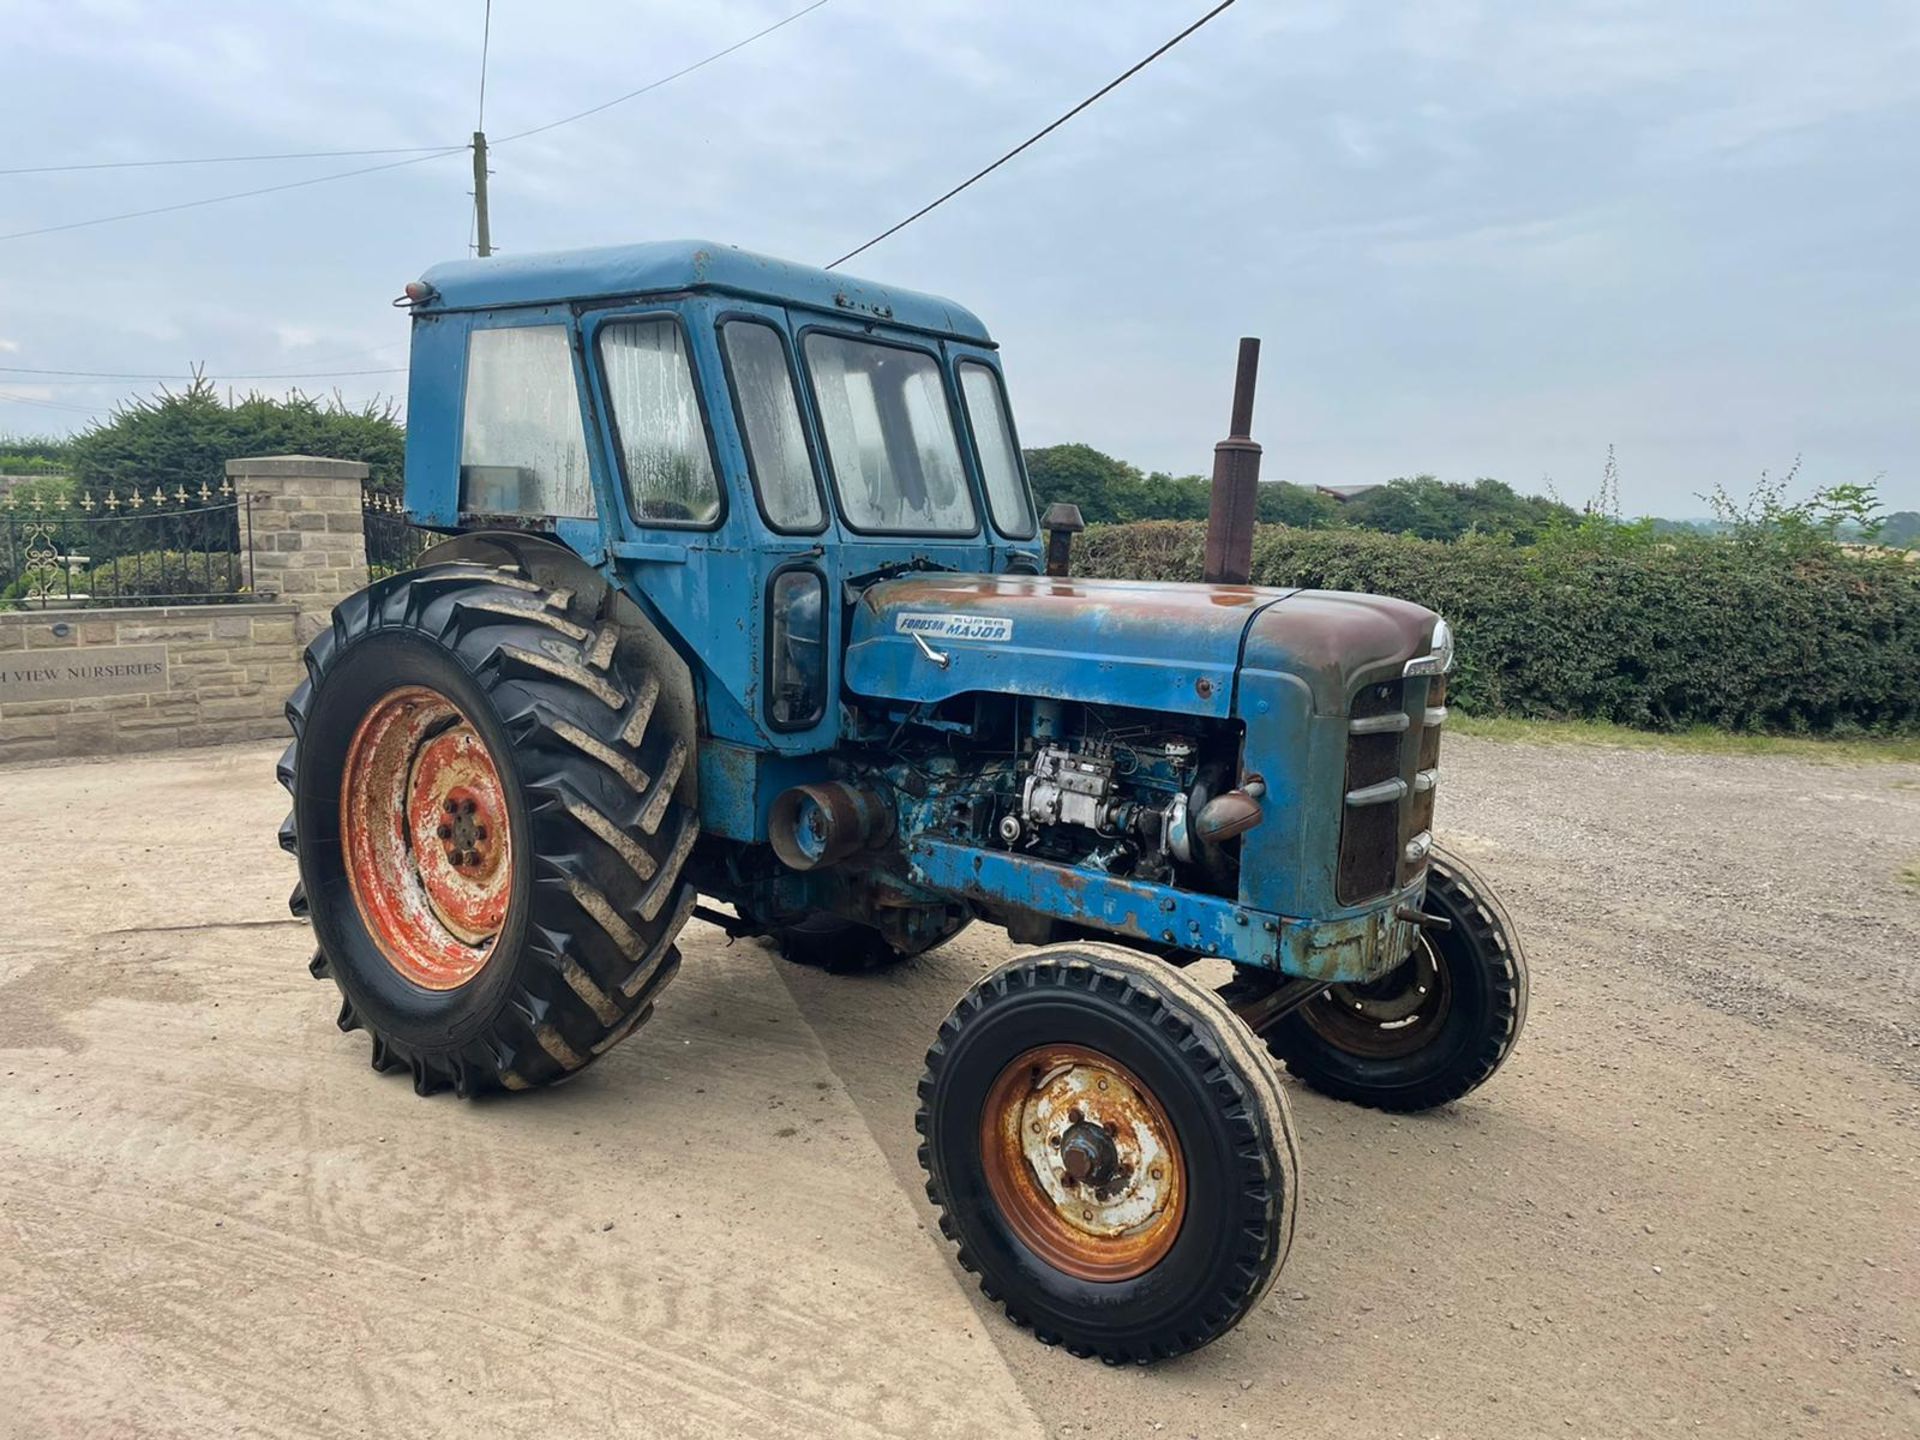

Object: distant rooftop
[1315,483,1382,501]
[416,239,994,345]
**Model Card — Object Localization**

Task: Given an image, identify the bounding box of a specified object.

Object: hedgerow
[1076,521,1920,733]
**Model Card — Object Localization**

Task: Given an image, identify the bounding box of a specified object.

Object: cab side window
[598,318,722,526]
[459,324,596,517]
[720,320,823,533]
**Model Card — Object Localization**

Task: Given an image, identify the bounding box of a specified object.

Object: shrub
[68,377,404,499]
[1076,521,1920,734]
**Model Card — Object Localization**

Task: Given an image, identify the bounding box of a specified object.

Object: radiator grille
[1337,675,1446,904]
[1337,681,1406,903]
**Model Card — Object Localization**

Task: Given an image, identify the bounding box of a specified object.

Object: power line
[0,365,405,382]
[0,2,832,245]
[466,0,491,257]
[0,147,468,244]
[825,0,1239,270]
[0,145,456,177]
[493,0,831,145]
[477,0,495,132]
[0,390,110,415]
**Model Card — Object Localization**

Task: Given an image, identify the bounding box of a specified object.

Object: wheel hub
[1059,1120,1119,1187]
[341,685,512,989]
[981,1044,1185,1281]
[1305,938,1451,1057]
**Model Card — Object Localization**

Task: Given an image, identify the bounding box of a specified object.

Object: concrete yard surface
[1,737,1916,1438]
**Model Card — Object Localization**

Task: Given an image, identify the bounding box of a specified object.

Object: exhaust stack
[1202,337,1263,585]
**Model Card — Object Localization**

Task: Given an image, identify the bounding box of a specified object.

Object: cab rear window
[459,324,596,518]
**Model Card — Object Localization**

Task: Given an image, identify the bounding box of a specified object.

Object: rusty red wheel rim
[980,1044,1186,1282]
[340,685,512,990]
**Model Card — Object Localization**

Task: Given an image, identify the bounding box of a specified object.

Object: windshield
[803,332,977,536]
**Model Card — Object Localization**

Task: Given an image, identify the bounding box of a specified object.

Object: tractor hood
[844,574,1439,719]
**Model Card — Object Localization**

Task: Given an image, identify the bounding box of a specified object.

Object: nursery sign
[0,645,168,703]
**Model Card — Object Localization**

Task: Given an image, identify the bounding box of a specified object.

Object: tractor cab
[399,240,1040,766]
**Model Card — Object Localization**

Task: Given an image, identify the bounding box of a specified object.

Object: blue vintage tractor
[280,240,1527,1364]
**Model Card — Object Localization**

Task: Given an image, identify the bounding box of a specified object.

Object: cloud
[0,0,1911,510]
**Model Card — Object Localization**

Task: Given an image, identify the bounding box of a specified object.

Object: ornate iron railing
[0,481,257,609]
[362,490,434,578]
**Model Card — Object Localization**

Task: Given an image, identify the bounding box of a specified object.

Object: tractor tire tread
[283,561,697,1098]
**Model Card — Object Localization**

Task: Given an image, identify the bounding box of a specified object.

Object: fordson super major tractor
[280,240,1528,1364]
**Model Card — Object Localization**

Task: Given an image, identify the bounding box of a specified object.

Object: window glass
[803,333,976,535]
[958,362,1035,537]
[598,318,721,525]
[720,321,822,532]
[459,325,595,517]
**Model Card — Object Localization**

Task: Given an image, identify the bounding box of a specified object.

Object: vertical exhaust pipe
[1203,337,1263,585]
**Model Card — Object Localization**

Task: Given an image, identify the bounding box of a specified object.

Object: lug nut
[437,824,452,839]
[444,798,457,814]
[475,825,487,840]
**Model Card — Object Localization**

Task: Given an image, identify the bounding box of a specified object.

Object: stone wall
[0,454,373,764]
[0,602,303,763]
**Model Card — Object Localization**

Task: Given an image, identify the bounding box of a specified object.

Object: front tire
[1263,845,1528,1113]
[278,561,698,1097]
[917,943,1299,1364]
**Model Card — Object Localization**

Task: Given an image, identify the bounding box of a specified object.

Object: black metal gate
[0,482,256,609]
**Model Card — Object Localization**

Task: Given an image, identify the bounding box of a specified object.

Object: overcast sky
[1,0,1914,515]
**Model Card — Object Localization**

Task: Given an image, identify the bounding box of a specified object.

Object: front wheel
[1262,845,1528,1113]
[917,943,1299,1364]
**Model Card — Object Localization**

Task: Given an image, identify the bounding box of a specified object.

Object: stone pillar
[228,454,370,645]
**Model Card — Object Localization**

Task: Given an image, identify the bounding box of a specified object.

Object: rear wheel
[1262,845,1528,1112]
[917,943,1299,1364]
[278,561,698,1097]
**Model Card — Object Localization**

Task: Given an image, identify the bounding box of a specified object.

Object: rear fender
[413,531,699,810]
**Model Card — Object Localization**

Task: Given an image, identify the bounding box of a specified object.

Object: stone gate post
[227,455,370,645]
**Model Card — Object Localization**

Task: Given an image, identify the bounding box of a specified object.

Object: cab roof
[415,239,994,345]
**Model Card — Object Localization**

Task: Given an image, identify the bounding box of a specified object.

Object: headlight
[1403,616,1455,677]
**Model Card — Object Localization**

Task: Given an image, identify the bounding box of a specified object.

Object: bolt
[1082,1209,1093,1221]
[443,798,457,814]
[475,825,487,840]
[1030,1121,1041,1134]
[437,824,452,839]
[1161,897,1176,912]
[1068,1108,1083,1124]
[462,798,476,815]
[1096,1078,1108,1091]
[1150,1166,1163,1181]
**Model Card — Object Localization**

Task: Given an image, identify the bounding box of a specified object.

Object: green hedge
[1076,521,1920,734]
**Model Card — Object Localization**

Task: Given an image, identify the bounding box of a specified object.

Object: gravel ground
[1,735,1916,1438]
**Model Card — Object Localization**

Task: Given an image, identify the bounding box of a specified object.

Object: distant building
[1314,483,1381,502]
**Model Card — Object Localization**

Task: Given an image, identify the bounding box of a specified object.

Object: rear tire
[917,943,1299,1364]
[1262,845,1528,1113]
[278,561,698,1097]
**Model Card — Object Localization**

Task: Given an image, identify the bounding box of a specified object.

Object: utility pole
[471,131,493,258]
